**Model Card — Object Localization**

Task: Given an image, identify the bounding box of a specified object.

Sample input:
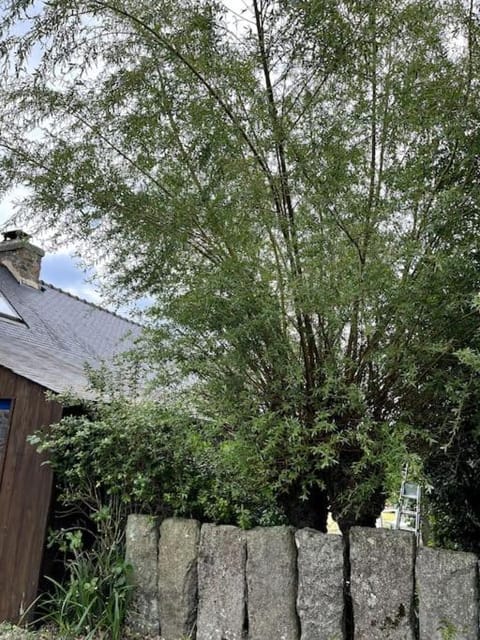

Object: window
[0,399,12,477]
[0,291,22,321]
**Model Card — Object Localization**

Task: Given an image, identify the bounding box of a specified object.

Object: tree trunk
[327,456,386,536]
[279,482,329,532]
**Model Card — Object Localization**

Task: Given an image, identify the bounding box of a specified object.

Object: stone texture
[416,546,479,640]
[158,518,201,640]
[197,524,247,640]
[247,526,299,640]
[350,527,415,640]
[0,233,44,288]
[125,514,160,635]
[296,528,345,640]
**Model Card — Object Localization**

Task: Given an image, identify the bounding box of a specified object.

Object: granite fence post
[158,517,201,640]
[196,524,247,640]
[295,528,345,640]
[349,527,416,640]
[123,516,480,640]
[247,526,299,640]
[124,514,160,636]
[416,546,479,640]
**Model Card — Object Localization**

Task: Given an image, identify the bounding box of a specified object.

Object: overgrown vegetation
[37,545,132,640]
[2,0,480,545]
[28,371,389,636]
[420,344,480,554]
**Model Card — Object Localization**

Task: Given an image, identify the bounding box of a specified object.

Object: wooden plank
[0,366,63,623]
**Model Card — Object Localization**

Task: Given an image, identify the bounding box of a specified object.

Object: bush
[31,363,410,535]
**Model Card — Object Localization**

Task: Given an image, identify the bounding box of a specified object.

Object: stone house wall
[125,515,479,640]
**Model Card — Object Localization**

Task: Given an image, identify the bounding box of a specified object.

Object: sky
[0,2,105,306]
[0,191,151,319]
[0,0,251,311]
[0,191,103,305]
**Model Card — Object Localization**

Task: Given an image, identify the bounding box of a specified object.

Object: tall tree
[1,0,479,531]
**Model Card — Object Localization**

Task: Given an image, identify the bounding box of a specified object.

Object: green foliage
[30,363,285,528]
[438,619,458,640]
[37,542,133,640]
[417,343,480,554]
[32,399,203,525]
[391,242,480,550]
[3,0,480,531]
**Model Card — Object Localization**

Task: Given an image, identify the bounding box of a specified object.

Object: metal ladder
[394,465,422,542]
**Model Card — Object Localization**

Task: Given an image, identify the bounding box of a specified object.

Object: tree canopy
[1,0,480,533]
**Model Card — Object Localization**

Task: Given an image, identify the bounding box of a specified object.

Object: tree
[422,348,480,555]
[1,0,479,532]
[399,260,480,552]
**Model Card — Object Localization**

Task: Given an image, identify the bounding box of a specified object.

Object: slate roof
[0,265,142,397]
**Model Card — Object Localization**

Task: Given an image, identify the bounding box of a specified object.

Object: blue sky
[0,196,151,320]
[0,193,103,305]
[41,253,101,301]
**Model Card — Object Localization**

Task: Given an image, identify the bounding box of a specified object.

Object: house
[0,229,142,623]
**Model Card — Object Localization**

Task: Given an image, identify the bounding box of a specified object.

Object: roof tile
[0,266,142,397]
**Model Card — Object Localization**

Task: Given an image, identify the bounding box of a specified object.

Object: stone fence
[125,515,479,640]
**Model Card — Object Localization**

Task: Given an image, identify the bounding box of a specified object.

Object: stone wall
[125,515,480,640]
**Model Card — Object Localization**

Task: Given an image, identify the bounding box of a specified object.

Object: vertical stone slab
[247,526,299,640]
[197,524,247,640]
[158,518,201,640]
[416,546,479,640]
[350,527,415,640]
[125,514,160,635]
[295,528,345,640]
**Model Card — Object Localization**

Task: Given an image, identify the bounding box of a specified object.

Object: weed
[37,546,132,640]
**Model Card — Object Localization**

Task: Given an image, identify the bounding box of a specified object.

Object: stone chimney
[0,230,44,289]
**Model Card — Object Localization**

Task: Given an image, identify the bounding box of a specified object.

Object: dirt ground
[0,624,55,640]
[0,624,162,640]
